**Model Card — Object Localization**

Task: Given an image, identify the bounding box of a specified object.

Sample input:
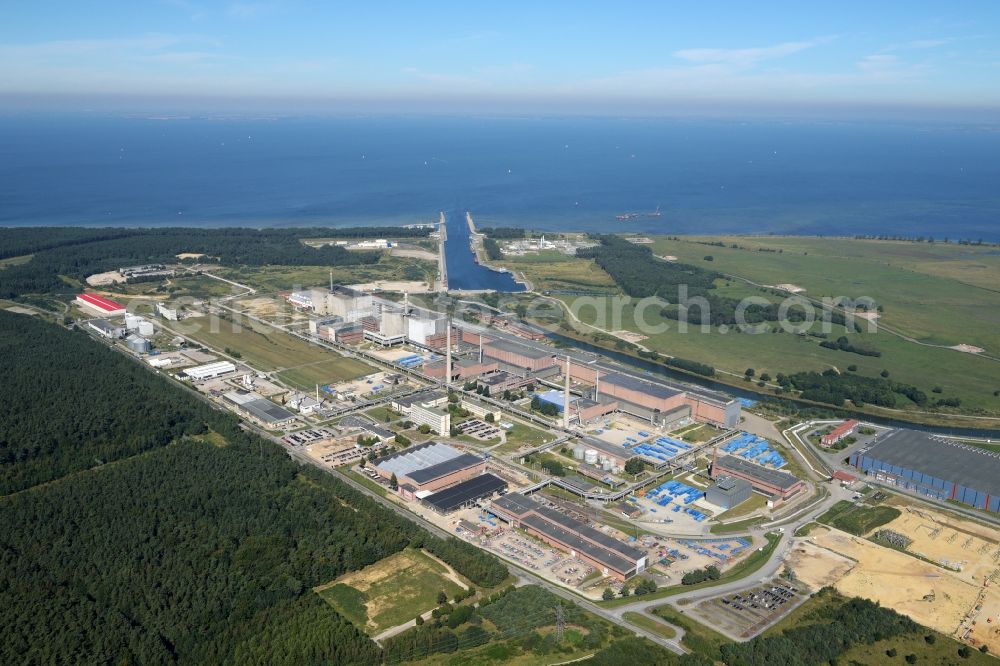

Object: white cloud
[673,41,817,68]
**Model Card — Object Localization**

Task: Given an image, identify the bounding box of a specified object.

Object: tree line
[0,226,430,297]
[577,235,719,301]
[0,312,510,664]
[780,369,927,408]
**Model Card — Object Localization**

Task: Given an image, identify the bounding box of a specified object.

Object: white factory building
[184,361,236,380]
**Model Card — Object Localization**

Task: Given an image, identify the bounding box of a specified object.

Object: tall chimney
[595,370,600,400]
[479,334,483,363]
[563,355,571,430]
[445,319,452,387]
[329,269,333,292]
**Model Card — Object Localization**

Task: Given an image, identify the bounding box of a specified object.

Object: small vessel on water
[616,204,660,221]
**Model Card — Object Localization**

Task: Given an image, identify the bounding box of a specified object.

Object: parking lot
[688,581,802,639]
[455,418,502,440]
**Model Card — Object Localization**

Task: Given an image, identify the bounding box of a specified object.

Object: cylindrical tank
[584,449,598,465]
[602,460,614,471]
[573,446,585,460]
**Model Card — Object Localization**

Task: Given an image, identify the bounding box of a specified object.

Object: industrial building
[407,316,446,346]
[373,442,486,492]
[304,285,374,321]
[391,390,448,413]
[850,429,1000,513]
[76,293,126,317]
[711,454,806,505]
[124,314,155,336]
[184,361,237,381]
[822,419,859,446]
[481,339,556,372]
[705,476,753,510]
[421,473,507,514]
[156,303,179,321]
[223,391,298,428]
[424,357,498,382]
[575,437,632,471]
[87,318,124,339]
[125,334,152,354]
[490,493,647,580]
[410,402,451,435]
[477,371,532,394]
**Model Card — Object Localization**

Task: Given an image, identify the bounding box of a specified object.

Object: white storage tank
[573,446,585,460]
[584,449,598,465]
[137,321,154,336]
[602,459,614,471]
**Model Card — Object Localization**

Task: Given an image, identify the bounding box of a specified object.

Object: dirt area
[86,270,124,286]
[236,296,285,319]
[390,247,438,262]
[4,306,39,315]
[175,253,206,260]
[326,371,398,401]
[349,280,435,293]
[774,283,805,293]
[784,539,856,590]
[611,330,648,343]
[808,525,984,644]
[877,506,1000,653]
[952,343,985,353]
[366,346,433,363]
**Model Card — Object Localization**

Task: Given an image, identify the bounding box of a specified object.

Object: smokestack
[479,334,483,363]
[329,269,333,293]
[445,319,452,387]
[563,355,571,430]
[315,383,319,403]
[403,291,409,315]
[595,370,599,400]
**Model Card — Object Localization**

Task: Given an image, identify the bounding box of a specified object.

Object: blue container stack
[720,432,786,468]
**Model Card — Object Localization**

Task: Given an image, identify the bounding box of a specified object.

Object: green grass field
[621,611,677,639]
[817,500,901,535]
[178,316,372,383]
[651,605,730,661]
[218,255,437,293]
[508,235,1000,418]
[315,548,465,635]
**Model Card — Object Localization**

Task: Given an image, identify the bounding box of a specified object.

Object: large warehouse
[76,292,127,317]
[373,442,486,492]
[490,493,646,580]
[850,429,1000,513]
[481,339,557,372]
[711,454,806,505]
[421,473,507,514]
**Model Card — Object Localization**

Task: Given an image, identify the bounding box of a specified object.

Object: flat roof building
[223,391,298,428]
[822,419,860,446]
[87,318,124,339]
[490,494,646,580]
[711,454,805,504]
[705,476,753,510]
[184,361,236,381]
[422,473,507,514]
[372,442,485,492]
[850,429,1000,513]
[482,339,556,372]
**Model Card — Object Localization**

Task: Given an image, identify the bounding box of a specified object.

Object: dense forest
[0,310,227,494]
[479,227,526,239]
[0,226,430,297]
[577,235,719,301]
[0,312,510,664]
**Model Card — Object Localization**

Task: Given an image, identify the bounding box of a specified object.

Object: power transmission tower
[554,603,565,642]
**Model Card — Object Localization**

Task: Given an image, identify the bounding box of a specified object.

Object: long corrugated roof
[423,473,507,512]
[79,292,126,312]
[859,429,1000,496]
[484,339,553,360]
[602,372,682,400]
[374,442,461,478]
[407,453,483,484]
[491,494,644,573]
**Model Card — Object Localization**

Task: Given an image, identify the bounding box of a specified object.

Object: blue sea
[1,114,999,240]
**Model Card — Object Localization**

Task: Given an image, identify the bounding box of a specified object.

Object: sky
[1,1,998,116]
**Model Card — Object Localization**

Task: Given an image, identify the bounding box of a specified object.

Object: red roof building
[76,293,127,316]
[822,420,859,446]
[831,470,858,484]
